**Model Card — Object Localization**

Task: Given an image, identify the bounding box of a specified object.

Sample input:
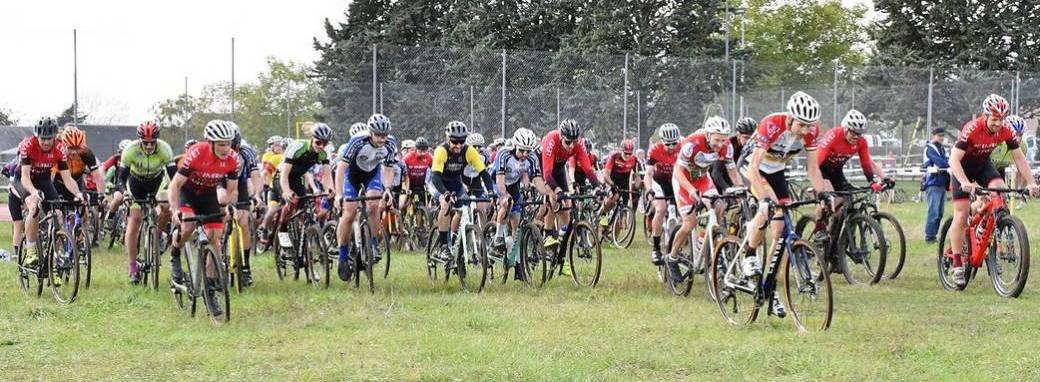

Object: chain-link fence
[321,44,1040,172]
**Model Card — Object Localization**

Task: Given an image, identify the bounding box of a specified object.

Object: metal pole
[185,76,189,143]
[624,53,629,139]
[832,66,839,128]
[731,60,737,122]
[469,86,475,133]
[379,83,384,114]
[636,90,641,144]
[372,45,378,115]
[231,37,236,122]
[1015,71,1021,114]
[724,0,730,62]
[556,87,561,128]
[73,29,78,127]
[286,78,292,138]
[501,49,506,138]
[927,66,934,132]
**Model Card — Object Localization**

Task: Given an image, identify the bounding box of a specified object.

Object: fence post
[927,66,934,132]
[470,85,475,134]
[556,87,561,129]
[780,87,785,112]
[624,53,629,139]
[832,66,839,128]
[636,90,641,145]
[1015,71,1021,114]
[501,49,506,138]
[372,45,377,115]
[731,60,737,123]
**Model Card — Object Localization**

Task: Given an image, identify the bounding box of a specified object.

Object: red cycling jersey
[676,132,734,178]
[604,150,637,175]
[647,141,681,184]
[751,112,819,174]
[177,142,240,193]
[102,154,120,173]
[18,136,68,178]
[402,150,433,186]
[817,126,875,180]
[955,116,1019,166]
[540,129,596,188]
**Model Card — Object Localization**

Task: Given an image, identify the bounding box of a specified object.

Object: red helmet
[138,121,160,140]
[621,139,635,154]
[982,94,1009,117]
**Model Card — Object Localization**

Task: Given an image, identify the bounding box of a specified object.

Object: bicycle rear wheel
[203,248,231,322]
[873,212,906,280]
[988,214,1029,298]
[519,224,547,287]
[781,240,833,332]
[936,218,968,291]
[838,214,887,285]
[710,236,758,327]
[49,230,80,304]
[567,222,602,288]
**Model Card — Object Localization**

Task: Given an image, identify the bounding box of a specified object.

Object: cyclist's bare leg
[337,201,359,246]
[365,189,382,240]
[669,212,697,259]
[125,206,143,268]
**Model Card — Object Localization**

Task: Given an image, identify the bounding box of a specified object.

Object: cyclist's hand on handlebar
[1028,183,1039,197]
[172,211,182,226]
[870,182,884,193]
[961,182,979,194]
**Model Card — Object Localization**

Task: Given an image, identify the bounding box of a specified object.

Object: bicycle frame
[963,194,1003,269]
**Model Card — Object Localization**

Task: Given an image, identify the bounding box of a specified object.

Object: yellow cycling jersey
[432,143,485,178]
[261,151,285,184]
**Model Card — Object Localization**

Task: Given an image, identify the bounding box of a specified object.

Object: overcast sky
[0,0,872,126]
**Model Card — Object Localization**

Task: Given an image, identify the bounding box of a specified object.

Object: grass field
[2,201,1040,380]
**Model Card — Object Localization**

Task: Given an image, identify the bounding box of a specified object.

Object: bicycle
[169,211,231,322]
[222,204,250,293]
[102,200,128,249]
[343,193,389,293]
[937,187,1030,298]
[80,191,102,289]
[402,191,434,251]
[669,187,754,299]
[600,189,638,249]
[486,192,543,286]
[130,195,168,291]
[522,192,603,288]
[273,194,330,289]
[16,199,84,304]
[424,194,490,292]
[709,198,833,332]
[795,185,888,285]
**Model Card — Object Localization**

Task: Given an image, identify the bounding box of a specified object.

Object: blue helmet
[1006,115,1026,134]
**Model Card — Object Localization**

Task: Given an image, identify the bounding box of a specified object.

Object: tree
[0,108,13,126]
[55,104,88,126]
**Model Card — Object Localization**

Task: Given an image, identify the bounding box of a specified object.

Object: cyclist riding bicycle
[598,138,640,227]
[229,127,264,285]
[946,94,1039,286]
[430,121,496,261]
[711,117,755,191]
[403,136,433,208]
[117,122,175,283]
[261,123,335,244]
[18,117,84,269]
[104,139,134,221]
[168,120,240,317]
[540,119,601,254]
[54,125,105,210]
[738,91,829,317]
[335,115,397,282]
[814,109,889,232]
[644,123,683,265]
[258,136,286,239]
[666,116,743,281]
[491,128,545,249]
[462,133,492,214]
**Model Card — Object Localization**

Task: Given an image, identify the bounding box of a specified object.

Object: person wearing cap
[921,127,949,243]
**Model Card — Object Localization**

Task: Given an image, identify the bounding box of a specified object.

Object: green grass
[2,202,1040,380]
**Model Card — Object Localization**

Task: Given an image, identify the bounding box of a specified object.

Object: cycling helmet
[512,128,539,150]
[367,114,391,134]
[559,119,581,140]
[736,117,757,135]
[982,94,1010,117]
[621,138,635,153]
[841,109,868,134]
[34,117,59,138]
[349,122,368,138]
[311,122,333,141]
[62,126,86,148]
[786,91,821,123]
[466,133,485,147]
[659,123,681,143]
[1007,115,1026,134]
[203,120,236,142]
[445,121,468,139]
[184,139,198,149]
[703,116,731,135]
[401,139,416,150]
[415,136,429,150]
[119,139,132,152]
[232,130,243,148]
[267,135,283,146]
[138,121,160,140]
[491,137,506,148]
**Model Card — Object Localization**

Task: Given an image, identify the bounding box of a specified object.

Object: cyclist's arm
[305,171,318,193]
[430,147,449,194]
[541,142,559,191]
[857,140,880,181]
[948,148,969,186]
[334,161,347,199]
[746,147,777,202]
[381,164,394,193]
[249,168,263,198]
[1011,147,1037,187]
[278,162,293,196]
[465,147,496,195]
[727,165,743,188]
[59,168,81,196]
[496,172,509,197]
[19,165,36,197]
[804,149,826,194]
[167,173,187,213]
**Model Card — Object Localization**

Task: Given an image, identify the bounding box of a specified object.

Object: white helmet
[349,122,368,138]
[465,132,485,147]
[786,91,821,123]
[659,123,681,143]
[204,120,237,142]
[512,128,538,150]
[841,109,868,134]
[266,135,284,146]
[703,116,731,135]
[401,139,416,150]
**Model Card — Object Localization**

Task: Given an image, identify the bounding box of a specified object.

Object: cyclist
[19,117,84,269]
[334,115,396,281]
[738,91,828,317]
[54,125,105,207]
[491,128,544,250]
[666,116,742,281]
[711,117,755,191]
[229,127,264,285]
[598,138,639,228]
[118,122,175,283]
[430,121,496,261]
[402,136,433,217]
[462,132,492,213]
[540,119,601,257]
[265,124,335,247]
[104,139,134,223]
[947,94,1038,285]
[991,115,1027,183]
[644,123,683,265]
[817,109,886,196]
[168,120,240,317]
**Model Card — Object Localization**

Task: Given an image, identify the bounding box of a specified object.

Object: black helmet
[415,137,429,150]
[735,117,757,135]
[34,117,59,138]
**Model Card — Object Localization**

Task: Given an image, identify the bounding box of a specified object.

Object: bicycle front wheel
[303,225,328,289]
[710,236,758,327]
[519,224,547,287]
[567,222,602,288]
[989,214,1030,298]
[146,222,161,291]
[781,240,833,332]
[457,225,487,292]
[665,224,695,297]
[838,214,887,285]
[49,230,81,304]
[873,212,906,280]
[203,248,231,322]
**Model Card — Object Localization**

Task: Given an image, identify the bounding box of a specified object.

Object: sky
[0,0,873,126]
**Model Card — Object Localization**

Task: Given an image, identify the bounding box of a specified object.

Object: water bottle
[0,249,10,262]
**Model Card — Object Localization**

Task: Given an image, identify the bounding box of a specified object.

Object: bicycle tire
[873,212,906,280]
[312,225,332,289]
[988,214,1030,298]
[837,214,887,285]
[567,221,602,288]
[49,229,80,304]
[781,240,833,332]
[81,226,94,289]
[710,235,759,327]
[299,225,322,289]
[519,224,547,287]
[185,243,201,317]
[273,239,288,281]
[424,230,438,282]
[380,232,392,279]
[203,248,231,322]
[146,221,161,291]
[936,218,968,291]
[481,224,507,286]
[355,226,375,293]
[665,224,694,296]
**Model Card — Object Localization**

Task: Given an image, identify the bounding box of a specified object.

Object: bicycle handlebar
[975,187,1029,195]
